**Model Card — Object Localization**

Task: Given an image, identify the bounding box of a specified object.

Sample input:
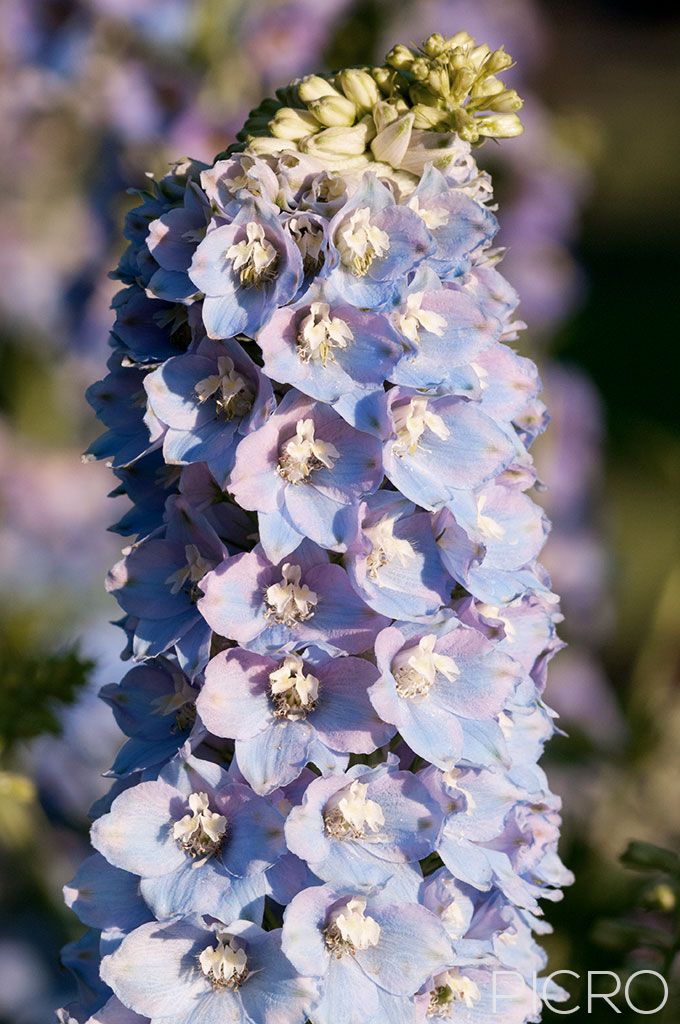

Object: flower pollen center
[395,291,447,345]
[287,214,325,273]
[324,780,385,839]
[393,634,459,700]
[269,654,319,720]
[264,563,318,626]
[173,791,227,859]
[337,207,389,277]
[427,971,481,1017]
[324,896,381,958]
[365,516,416,580]
[297,302,353,365]
[198,934,248,990]
[392,397,450,457]
[227,220,278,287]
[165,544,213,599]
[277,418,340,484]
[194,356,254,419]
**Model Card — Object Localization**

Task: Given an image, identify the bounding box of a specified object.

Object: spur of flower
[196,646,392,794]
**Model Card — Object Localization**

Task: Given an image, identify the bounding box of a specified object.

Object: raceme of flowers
[62,32,572,1024]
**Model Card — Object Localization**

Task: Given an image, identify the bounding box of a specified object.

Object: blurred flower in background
[1,1,679,1022]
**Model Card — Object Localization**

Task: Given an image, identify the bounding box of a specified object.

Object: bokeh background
[0,0,679,1020]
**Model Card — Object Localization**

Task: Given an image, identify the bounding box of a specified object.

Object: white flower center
[337,207,389,276]
[428,970,481,1017]
[165,544,213,597]
[172,791,227,859]
[392,634,459,700]
[364,516,416,580]
[325,896,381,956]
[297,301,353,365]
[408,196,450,230]
[392,397,450,457]
[287,214,325,271]
[475,495,506,540]
[151,673,196,732]
[198,934,248,990]
[324,780,385,839]
[269,654,320,720]
[441,899,467,937]
[277,417,340,484]
[395,291,447,345]
[227,221,278,286]
[264,563,318,626]
[194,356,253,418]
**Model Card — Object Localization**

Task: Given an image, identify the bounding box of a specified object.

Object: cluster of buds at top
[238,31,522,174]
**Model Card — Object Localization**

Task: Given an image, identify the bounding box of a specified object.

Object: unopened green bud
[410,58,430,82]
[386,44,414,71]
[370,111,414,168]
[270,107,320,141]
[297,75,341,104]
[423,33,446,57]
[475,112,523,139]
[248,135,296,156]
[371,66,396,95]
[411,104,449,130]
[337,69,381,113]
[372,99,401,134]
[486,47,514,74]
[471,76,506,101]
[300,121,372,158]
[308,94,357,128]
[487,89,524,114]
[447,31,474,49]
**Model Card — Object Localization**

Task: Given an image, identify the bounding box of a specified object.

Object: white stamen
[194,356,253,418]
[172,792,227,858]
[365,516,416,579]
[269,654,319,720]
[392,634,459,700]
[326,896,381,955]
[277,418,340,484]
[227,221,278,286]
[392,397,450,457]
[325,780,385,838]
[408,196,450,230]
[476,495,506,540]
[427,970,481,1017]
[264,563,318,626]
[287,214,325,271]
[165,544,213,596]
[297,301,353,365]
[395,291,447,345]
[337,207,389,276]
[198,934,248,990]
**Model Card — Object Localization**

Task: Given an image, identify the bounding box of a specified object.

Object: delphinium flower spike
[62,31,571,1024]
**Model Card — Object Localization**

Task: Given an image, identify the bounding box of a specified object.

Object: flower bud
[487,90,524,114]
[486,47,514,74]
[386,44,415,70]
[475,112,524,139]
[423,33,446,57]
[308,94,357,128]
[370,111,414,168]
[300,122,372,158]
[411,104,448,130]
[337,69,381,114]
[270,107,320,141]
[297,75,341,104]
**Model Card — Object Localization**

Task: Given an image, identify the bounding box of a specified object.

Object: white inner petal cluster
[392,634,459,700]
[287,213,325,272]
[269,654,320,720]
[165,544,213,598]
[172,791,227,859]
[395,291,447,345]
[324,780,385,839]
[194,356,253,419]
[427,970,481,1017]
[264,563,318,625]
[297,301,354,365]
[227,221,278,286]
[337,207,390,276]
[392,397,450,457]
[475,495,506,540]
[198,933,248,990]
[441,898,467,937]
[325,896,381,957]
[364,515,416,580]
[408,196,450,230]
[277,417,340,484]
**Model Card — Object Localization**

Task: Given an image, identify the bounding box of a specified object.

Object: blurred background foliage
[0,0,678,1020]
